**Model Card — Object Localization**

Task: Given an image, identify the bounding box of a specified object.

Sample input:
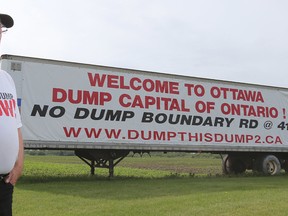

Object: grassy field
[14,153,288,216]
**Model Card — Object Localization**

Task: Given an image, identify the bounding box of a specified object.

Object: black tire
[222,155,231,174]
[222,155,246,174]
[260,155,281,175]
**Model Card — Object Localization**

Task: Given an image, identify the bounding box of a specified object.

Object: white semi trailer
[1,54,288,177]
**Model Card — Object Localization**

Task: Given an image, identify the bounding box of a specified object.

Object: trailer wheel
[222,155,231,174]
[222,155,246,174]
[260,155,281,175]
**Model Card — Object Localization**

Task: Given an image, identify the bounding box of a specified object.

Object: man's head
[0,14,14,28]
[0,13,13,43]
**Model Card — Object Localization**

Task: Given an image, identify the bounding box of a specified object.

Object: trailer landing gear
[75,149,130,178]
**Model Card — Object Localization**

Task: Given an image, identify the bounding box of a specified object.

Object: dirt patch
[121,163,222,175]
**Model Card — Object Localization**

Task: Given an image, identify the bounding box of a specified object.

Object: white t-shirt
[0,69,22,174]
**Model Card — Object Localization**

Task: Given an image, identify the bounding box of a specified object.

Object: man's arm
[5,128,24,185]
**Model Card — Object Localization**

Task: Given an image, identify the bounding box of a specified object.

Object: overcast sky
[2,0,288,87]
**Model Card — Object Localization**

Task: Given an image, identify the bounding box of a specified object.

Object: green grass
[13,154,288,216]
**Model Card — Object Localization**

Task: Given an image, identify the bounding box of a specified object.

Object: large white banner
[21,61,288,148]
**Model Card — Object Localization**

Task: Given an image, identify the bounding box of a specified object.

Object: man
[0,13,24,216]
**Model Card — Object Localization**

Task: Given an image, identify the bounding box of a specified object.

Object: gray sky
[2,0,288,87]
